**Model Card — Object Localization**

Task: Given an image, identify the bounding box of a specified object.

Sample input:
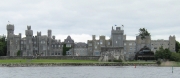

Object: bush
[170,52,180,62]
[108,59,122,62]
[156,60,161,66]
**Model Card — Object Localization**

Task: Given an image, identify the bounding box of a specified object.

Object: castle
[6,24,176,60]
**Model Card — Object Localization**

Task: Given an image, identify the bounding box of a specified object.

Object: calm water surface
[0,66,180,78]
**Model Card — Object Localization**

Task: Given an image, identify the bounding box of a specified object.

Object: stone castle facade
[87,26,176,60]
[7,24,176,60]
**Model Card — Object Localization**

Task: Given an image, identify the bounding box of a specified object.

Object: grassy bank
[161,61,180,67]
[0,59,160,67]
[0,59,99,64]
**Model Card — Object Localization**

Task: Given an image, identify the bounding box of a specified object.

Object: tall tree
[138,28,150,40]
[0,35,7,56]
[175,41,180,53]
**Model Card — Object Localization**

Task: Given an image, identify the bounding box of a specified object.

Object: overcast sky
[0,0,180,43]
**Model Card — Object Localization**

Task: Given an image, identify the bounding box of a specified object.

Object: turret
[169,35,176,52]
[7,24,14,36]
[25,26,33,36]
[37,32,41,36]
[48,29,52,38]
[111,26,124,47]
[92,35,96,40]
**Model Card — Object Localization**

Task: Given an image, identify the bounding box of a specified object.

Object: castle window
[100,40,103,44]
[100,41,102,44]
[152,44,153,45]
[95,46,97,49]
[116,41,117,44]
[129,43,132,45]
[27,45,29,49]
[124,43,126,45]
[118,36,121,39]
[108,42,110,45]
[59,45,60,47]
[88,43,92,46]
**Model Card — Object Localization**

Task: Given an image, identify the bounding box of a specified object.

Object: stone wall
[0,56,100,60]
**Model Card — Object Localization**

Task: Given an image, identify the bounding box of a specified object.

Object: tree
[0,35,7,56]
[17,50,21,56]
[138,28,150,40]
[155,46,164,59]
[62,44,71,56]
[175,41,180,53]
[155,46,171,60]
[170,52,180,62]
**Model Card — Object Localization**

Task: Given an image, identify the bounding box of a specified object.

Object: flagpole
[122,25,124,30]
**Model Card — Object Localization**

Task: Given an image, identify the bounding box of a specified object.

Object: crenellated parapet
[25,26,33,36]
[6,24,14,31]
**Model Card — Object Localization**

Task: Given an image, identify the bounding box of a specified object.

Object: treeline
[155,45,180,62]
[0,35,7,56]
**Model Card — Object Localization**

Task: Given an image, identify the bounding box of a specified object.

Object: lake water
[0,66,180,78]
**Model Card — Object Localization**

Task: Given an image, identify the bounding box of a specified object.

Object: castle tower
[111,27,124,47]
[136,36,151,52]
[37,31,41,55]
[6,24,14,56]
[169,35,176,52]
[47,30,52,55]
[25,26,33,56]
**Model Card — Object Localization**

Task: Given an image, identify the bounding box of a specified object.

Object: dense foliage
[175,41,180,53]
[155,46,171,60]
[62,44,71,56]
[138,28,150,40]
[155,46,180,62]
[170,52,180,62]
[17,50,21,56]
[0,35,7,56]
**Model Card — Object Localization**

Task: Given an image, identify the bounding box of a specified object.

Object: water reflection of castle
[6,24,176,60]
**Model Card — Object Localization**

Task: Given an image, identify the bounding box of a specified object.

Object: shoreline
[0,63,158,67]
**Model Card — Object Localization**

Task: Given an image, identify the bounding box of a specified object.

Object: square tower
[111,26,124,47]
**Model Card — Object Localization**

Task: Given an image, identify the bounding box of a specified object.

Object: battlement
[48,29,52,32]
[37,32,41,36]
[6,24,14,30]
[99,35,105,40]
[27,26,31,30]
[52,36,55,39]
[111,27,124,34]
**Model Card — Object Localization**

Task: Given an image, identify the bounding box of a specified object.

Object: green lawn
[0,59,100,64]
